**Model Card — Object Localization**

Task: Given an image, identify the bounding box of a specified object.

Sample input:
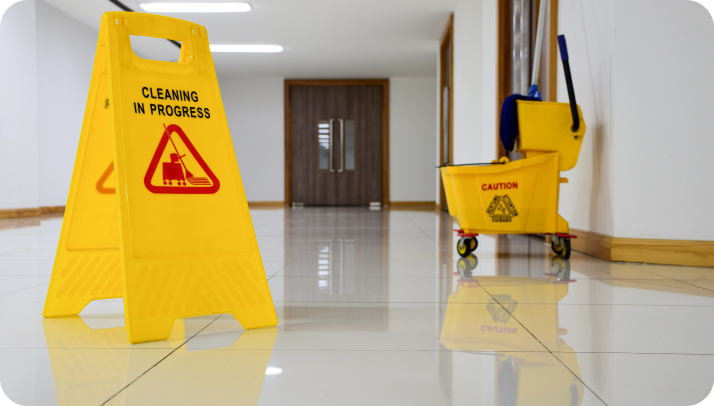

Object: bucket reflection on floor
[441,255,584,406]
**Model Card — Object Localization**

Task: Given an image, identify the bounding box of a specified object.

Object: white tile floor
[1,208,714,405]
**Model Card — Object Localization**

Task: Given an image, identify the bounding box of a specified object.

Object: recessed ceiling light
[139,3,251,13]
[210,45,284,53]
[265,367,283,375]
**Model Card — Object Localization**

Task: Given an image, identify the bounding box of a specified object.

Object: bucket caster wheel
[551,256,572,280]
[457,237,478,257]
[551,236,572,259]
[457,255,478,279]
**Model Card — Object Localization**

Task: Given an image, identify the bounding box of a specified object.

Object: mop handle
[530,0,548,87]
[558,35,580,132]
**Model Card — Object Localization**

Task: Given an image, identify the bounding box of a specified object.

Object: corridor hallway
[1,208,714,405]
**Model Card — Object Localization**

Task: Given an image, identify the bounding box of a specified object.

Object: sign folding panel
[43,12,278,344]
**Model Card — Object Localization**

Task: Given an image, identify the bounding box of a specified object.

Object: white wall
[219,76,437,204]
[610,0,714,240]
[440,0,498,207]
[35,0,97,207]
[452,0,483,166]
[451,0,498,166]
[0,0,39,210]
[219,77,285,203]
[479,1,498,163]
[557,0,616,237]
[389,77,437,202]
[558,0,714,241]
[0,0,96,211]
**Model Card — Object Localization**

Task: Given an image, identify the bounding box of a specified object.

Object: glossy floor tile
[1,208,714,405]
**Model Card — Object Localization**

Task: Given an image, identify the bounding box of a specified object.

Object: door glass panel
[345,120,355,170]
[318,120,330,170]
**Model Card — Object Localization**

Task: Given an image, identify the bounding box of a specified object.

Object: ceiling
[42,0,455,78]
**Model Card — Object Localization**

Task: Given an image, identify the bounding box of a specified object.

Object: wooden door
[290,85,382,206]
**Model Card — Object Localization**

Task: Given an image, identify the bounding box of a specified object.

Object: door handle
[328,119,335,173]
[338,119,345,173]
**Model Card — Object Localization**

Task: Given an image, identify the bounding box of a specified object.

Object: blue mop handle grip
[558,35,569,61]
[558,35,580,132]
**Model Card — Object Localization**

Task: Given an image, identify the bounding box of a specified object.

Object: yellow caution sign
[43,12,278,343]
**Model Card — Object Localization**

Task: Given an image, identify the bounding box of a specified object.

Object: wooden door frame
[496,0,558,158]
[284,79,390,206]
[438,14,454,212]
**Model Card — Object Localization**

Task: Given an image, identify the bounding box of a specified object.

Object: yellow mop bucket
[440,101,585,236]
[441,35,585,259]
[441,152,566,235]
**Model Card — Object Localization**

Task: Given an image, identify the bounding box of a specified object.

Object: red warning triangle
[144,124,220,194]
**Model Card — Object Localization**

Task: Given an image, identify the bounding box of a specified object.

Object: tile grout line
[267,300,714,307]
[0,249,34,257]
[266,240,319,280]
[0,282,50,297]
[261,275,710,281]
[673,279,714,294]
[477,282,610,406]
[403,212,440,247]
[626,263,714,294]
[98,314,223,406]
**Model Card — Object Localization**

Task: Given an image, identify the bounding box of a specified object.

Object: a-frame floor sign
[43,12,278,344]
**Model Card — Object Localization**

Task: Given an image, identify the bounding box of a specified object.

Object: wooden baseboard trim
[0,217,41,231]
[0,206,66,220]
[248,201,285,209]
[571,228,714,267]
[569,229,612,261]
[388,201,436,211]
[611,238,714,268]
[0,207,42,219]
[389,201,436,206]
[40,206,65,214]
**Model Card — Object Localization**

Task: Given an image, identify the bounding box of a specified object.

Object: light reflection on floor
[1,208,714,405]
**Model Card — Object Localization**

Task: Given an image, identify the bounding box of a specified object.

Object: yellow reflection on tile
[122,328,277,405]
[569,257,669,280]
[629,264,714,280]
[42,316,276,406]
[440,269,585,405]
[604,278,714,297]
[675,279,714,291]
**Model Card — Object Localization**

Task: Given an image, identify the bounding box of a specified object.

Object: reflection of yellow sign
[42,12,277,343]
[42,317,276,405]
[440,277,584,406]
